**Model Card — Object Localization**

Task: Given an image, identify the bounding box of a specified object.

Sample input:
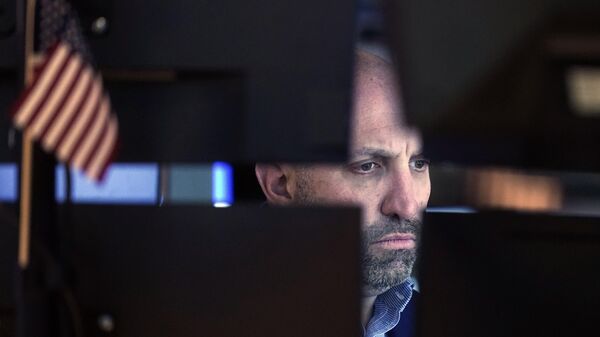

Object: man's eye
[411,158,430,172]
[360,162,375,171]
[352,161,380,174]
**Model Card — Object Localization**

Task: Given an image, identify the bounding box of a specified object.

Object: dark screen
[418,211,600,337]
[74,0,355,163]
[59,205,361,337]
[388,0,600,171]
[0,204,17,337]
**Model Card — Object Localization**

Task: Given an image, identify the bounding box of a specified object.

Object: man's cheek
[359,196,383,226]
[320,184,361,204]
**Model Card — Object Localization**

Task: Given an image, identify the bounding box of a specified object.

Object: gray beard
[293,171,420,295]
[361,217,421,296]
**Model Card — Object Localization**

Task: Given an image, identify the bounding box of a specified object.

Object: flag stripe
[38,58,85,142]
[30,54,82,137]
[12,2,119,182]
[73,97,110,169]
[10,43,60,118]
[97,137,119,181]
[88,116,118,180]
[42,67,93,150]
[14,44,71,127]
[49,69,96,151]
[22,50,73,130]
[56,78,102,160]
[82,110,110,170]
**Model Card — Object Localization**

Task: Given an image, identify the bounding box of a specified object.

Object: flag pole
[18,0,37,269]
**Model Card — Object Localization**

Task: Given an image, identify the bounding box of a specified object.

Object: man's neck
[361,295,377,327]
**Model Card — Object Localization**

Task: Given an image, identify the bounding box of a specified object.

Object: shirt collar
[364,278,415,337]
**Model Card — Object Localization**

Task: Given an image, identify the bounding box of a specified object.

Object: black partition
[2,0,356,163]
[0,70,17,162]
[0,204,17,337]
[68,0,356,163]
[418,211,600,337]
[388,0,600,171]
[57,205,361,337]
[0,0,18,163]
[3,1,361,336]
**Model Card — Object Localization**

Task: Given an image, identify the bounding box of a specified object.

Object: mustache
[363,217,422,243]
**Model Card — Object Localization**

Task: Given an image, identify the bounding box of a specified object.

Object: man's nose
[380,169,420,220]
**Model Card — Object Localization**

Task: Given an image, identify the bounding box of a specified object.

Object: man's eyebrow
[350,147,395,159]
[350,146,426,159]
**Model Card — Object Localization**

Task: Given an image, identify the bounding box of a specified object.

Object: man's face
[292,58,431,296]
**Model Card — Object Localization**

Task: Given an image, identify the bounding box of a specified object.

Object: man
[255,50,431,337]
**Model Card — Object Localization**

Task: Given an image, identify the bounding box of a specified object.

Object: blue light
[56,164,158,204]
[212,162,233,207]
[0,164,17,201]
[71,164,158,204]
[56,164,66,202]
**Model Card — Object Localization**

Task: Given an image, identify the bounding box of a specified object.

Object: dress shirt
[363,278,415,337]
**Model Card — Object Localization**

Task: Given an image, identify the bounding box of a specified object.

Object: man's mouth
[370,233,416,250]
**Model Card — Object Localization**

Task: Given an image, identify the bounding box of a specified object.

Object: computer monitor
[56,205,361,337]
[388,0,600,171]
[418,210,600,337]
[2,0,356,163]
[0,72,17,163]
[0,204,17,337]
[70,0,355,163]
[0,0,19,163]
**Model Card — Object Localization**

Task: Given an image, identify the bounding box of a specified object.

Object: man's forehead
[350,79,418,151]
[353,109,404,134]
[350,123,422,156]
[351,52,405,127]
[348,50,422,155]
[352,76,403,125]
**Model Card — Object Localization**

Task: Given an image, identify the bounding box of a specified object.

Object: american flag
[11,0,118,181]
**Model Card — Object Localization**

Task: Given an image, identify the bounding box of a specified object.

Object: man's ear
[255,163,293,205]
